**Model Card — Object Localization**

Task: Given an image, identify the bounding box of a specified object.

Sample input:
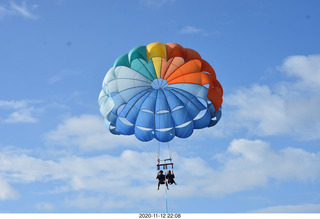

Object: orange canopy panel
[165,59,202,81]
[160,57,185,79]
[207,81,223,112]
[167,72,212,85]
[166,43,185,60]
[183,48,202,62]
[201,59,217,79]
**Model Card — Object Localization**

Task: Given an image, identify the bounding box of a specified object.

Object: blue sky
[1,0,320,213]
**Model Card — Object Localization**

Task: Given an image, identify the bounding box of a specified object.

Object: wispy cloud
[0,1,38,20]
[4,110,37,123]
[48,69,82,84]
[35,202,55,211]
[179,25,220,36]
[0,100,27,109]
[0,100,40,124]
[0,176,19,200]
[179,25,203,34]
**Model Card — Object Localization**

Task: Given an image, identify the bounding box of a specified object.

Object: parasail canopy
[99,42,223,142]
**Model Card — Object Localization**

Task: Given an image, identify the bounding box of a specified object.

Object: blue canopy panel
[116,90,151,135]
[134,89,175,142]
[107,87,150,123]
[155,127,175,142]
[162,89,192,126]
[117,89,156,142]
[134,90,157,141]
[103,78,218,142]
[107,121,120,135]
[155,90,170,114]
[135,110,154,141]
[161,89,194,138]
[168,83,208,100]
[168,83,221,128]
[169,88,211,129]
[208,106,222,127]
[103,66,152,123]
[154,90,174,142]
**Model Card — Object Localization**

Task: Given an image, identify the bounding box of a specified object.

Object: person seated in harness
[156,170,168,190]
[166,170,177,186]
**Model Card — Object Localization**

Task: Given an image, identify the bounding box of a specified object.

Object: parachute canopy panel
[99,42,223,142]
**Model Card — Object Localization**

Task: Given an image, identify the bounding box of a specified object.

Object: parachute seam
[108,79,151,94]
[133,89,159,142]
[166,88,194,139]
[123,90,150,118]
[168,83,208,97]
[110,87,150,111]
[135,59,157,80]
[167,71,211,85]
[163,57,185,79]
[166,59,202,81]
[109,77,152,84]
[162,57,174,79]
[115,66,153,82]
[169,88,201,111]
[134,90,155,142]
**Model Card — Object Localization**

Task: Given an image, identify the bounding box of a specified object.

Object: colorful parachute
[98,42,223,142]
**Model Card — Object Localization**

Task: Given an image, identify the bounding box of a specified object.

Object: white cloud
[0,100,28,109]
[280,54,320,87]
[5,110,37,123]
[225,84,288,136]
[0,1,38,20]
[64,194,104,209]
[178,25,220,36]
[10,1,37,19]
[0,100,40,124]
[224,54,320,140]
[224,139,320,182]
[0,147,160,209]
[252,203,320,213]
[64,194,134,210]
[172,139,320,198]
[35,202,55,211]
[0,175,19,200]
[1,138,319,210]
[179,25,203,34]
[45,114,139,151]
